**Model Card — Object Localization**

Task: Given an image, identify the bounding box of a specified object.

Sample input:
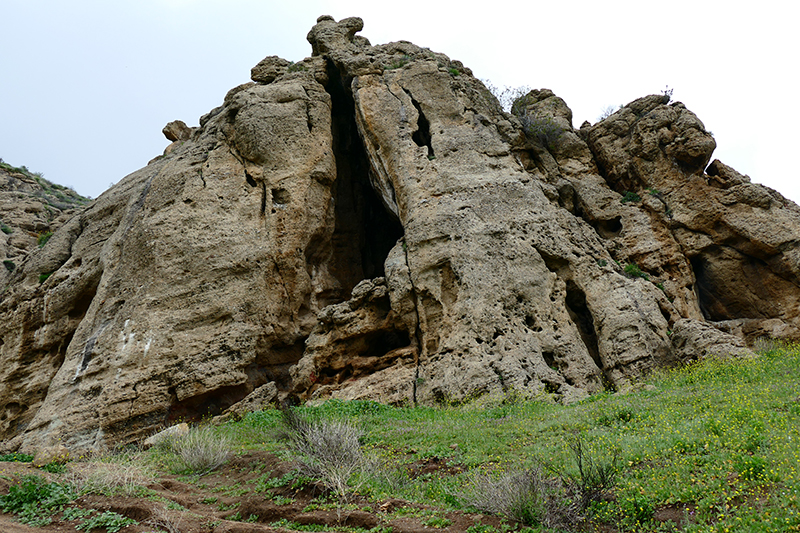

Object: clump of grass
[37,231,53,248]
[161,426,232,475]
[464,466,580,529]
[623,263,649,280]
[68,455,155,497]
[144,504,184,533]
[279,408,372,504]
[518,113,563,150]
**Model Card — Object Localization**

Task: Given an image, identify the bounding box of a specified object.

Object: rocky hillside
[0,161,90,287]
[2,15,800,455]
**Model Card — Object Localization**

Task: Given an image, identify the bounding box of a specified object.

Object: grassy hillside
[2,343,799,532]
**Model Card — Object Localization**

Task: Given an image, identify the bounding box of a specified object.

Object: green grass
[215,343,800,531]
[2,344,798,532]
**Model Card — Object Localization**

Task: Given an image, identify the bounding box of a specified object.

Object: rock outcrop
[2,15,798,454]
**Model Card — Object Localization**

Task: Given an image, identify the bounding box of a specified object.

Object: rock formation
[2,15,800,454]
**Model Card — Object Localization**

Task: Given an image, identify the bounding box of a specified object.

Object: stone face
[2,16,800,453]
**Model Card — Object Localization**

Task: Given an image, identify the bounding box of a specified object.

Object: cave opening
[322,60,405,301]
[564,281,602,373]
[690,248,764,321]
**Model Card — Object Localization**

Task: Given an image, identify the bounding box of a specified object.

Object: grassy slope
[225,344,800,531]
[2,344,799,532]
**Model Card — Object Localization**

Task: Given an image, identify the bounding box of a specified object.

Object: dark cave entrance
[564,280,603,376]
[321,60,405,303]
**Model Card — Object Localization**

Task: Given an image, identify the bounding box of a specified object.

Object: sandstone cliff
[2,16,798,454]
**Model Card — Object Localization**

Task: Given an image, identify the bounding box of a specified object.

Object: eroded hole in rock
[271,188,290,206]
[542,351,558,371]
[592,217,623,239]
[68,285,97,320]
[564,281,602,374]
[525,314,542,332]
[540,251,569,276]
[408,94,435,159]
[689,247,777,321]
[690,249,725,320]
[317,60,405,301]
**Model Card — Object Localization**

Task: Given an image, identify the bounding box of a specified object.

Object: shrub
[597,105,619,121]
[386,55,411,69]
[168,426,232,475]
[464,466,580,529]
[518,113,563,150]
[1,222,12,234]
[279,408,372,503]
[39,272,52,283]
[562,436,618,510]
[2,260,14,272]
[623,263,649,281]
[620,191,641,203]
[483,82,532,113]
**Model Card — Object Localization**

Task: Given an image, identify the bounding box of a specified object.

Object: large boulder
[2,16,799,453]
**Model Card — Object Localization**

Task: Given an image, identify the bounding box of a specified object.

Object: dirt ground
[0,452,514,533]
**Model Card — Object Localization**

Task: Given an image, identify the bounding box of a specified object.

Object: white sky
[1,0,797,202]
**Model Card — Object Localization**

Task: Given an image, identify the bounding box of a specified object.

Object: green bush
[1,222,12,234]
[620,191,641,203]
[39,272,52,283]
[2,260,14,272]
[563,436,618,510]
[518,113,563,149]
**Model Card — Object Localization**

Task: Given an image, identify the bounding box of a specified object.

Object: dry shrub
[279,409,372,503]
[169,426,232,475]
[465,466,581,529]
[67,457,154,497]
[144,505,184,533]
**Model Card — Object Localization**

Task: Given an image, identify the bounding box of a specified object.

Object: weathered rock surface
[2,15,799,454]
[0,164,89,285]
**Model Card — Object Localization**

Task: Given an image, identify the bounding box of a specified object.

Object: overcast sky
[2,0,797,202]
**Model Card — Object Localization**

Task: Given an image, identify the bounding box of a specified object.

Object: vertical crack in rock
[405,91,435,159]
[563,280,606,386]
[323,59,404,293]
